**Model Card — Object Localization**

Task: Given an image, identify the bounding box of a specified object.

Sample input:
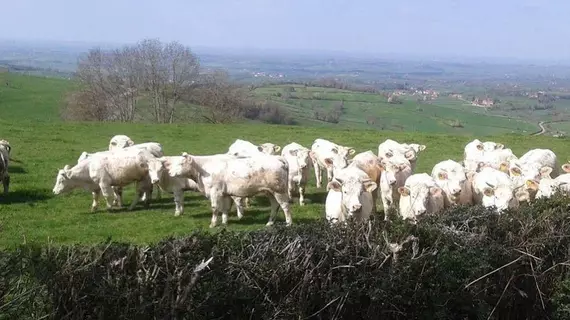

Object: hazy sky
[1,0,568,61]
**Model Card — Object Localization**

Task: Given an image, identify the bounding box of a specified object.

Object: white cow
[378,139,424,172]
[325,165,377,223]
[146,156,201,216]
[508,149,559,202]
[431,160,474,207]
[398,173,445,223]
[0,139,11,156]
[472,167,519,214]
[509,149,559,180]
[471,148,518,173]
[463,139,507,172]
[78,142,164,163]
[109,135,135,150]
[529,170,570,199]
[311,138,356,188]
[379,155,413,219]
[148,155,246,217]
[227,138,281,208]
[77,142,165,205]
[52,149,154,212]
[0,142,9,195]
[227,139,281,156]
[167,152,292,228]
[281,142,315,206]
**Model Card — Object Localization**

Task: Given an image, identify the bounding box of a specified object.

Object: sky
[1,0,569,62]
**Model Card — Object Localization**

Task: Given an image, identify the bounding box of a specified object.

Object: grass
[254,85,539,135]
[1,72,570,248]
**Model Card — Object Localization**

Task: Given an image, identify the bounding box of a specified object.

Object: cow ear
[348,148,356,155]
[496,143,504,150]
[398,186,410,196]
[476,144,484,151]
[363,180,377,193]
[430,187,442,197]
[308,151,317,161]
[437,172,448,180]
[273,145,281,153]
[327,180,342,191]
[510,166,522,176]
[324,158,334,168]
[483,187,494,197]
[404,150,416,160]
[257,146,263,152]
[499,161,509,173]
[540,167,553,178]
[289,149,298,157]
[525,179,539,190]
[563,163,570,173]
[127,139,135,146]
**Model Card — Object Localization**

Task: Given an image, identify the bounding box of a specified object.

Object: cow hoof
[237,215,243,220]
[266,221,274,227]
[209,223,216,228]
[174,212,181,217]
[299,201,305,206]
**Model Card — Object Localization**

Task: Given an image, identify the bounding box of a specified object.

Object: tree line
[62,38,293,125]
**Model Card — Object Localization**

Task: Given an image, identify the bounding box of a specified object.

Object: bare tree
[64,39,200,123]
[193,70,247,124]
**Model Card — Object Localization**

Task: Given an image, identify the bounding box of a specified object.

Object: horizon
[2,37,570,67]
[1,0,569,65]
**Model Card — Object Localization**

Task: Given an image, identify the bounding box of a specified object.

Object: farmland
[1,71,570,248]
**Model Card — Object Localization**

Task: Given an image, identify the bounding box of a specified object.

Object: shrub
[3,196,570,319]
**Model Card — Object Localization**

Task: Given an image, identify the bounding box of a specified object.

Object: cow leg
[313,161,322,188]
[268,192,292,226]
[298,183,306,206]
[232,196,244,220]
[113,186,123,208]
[2,173,9,195]
[326,167,334,183]
[220,196,232,225]
[155,185,162,200]
[100,184,115,211]
[244,197,251,208]
[138,183,151,209]
[173,189,184,216]
[91,190,100,212]
[209,191,224,228]
[371,188,378,213]
[128,182,142,211]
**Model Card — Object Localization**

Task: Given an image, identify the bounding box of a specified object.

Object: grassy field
[253,85,539,135]
[2,72,570,249]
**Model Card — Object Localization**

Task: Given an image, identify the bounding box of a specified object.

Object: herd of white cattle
[2,134,568,228]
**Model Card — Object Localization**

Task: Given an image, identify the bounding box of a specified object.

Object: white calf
[472,167,519,214]
[167,152,292,228]
[530,172,570,199]
[281,142,315,206]
[377,139,423,171]
[431,159,474,207]
[311,138,355,188]
[325,166,377,223]
[109,135,135,150]
[398,173,445,223]
[227,138,281,156]
[379,155,413,219]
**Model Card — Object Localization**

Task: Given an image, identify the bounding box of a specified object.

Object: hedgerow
[3,195,570,319]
